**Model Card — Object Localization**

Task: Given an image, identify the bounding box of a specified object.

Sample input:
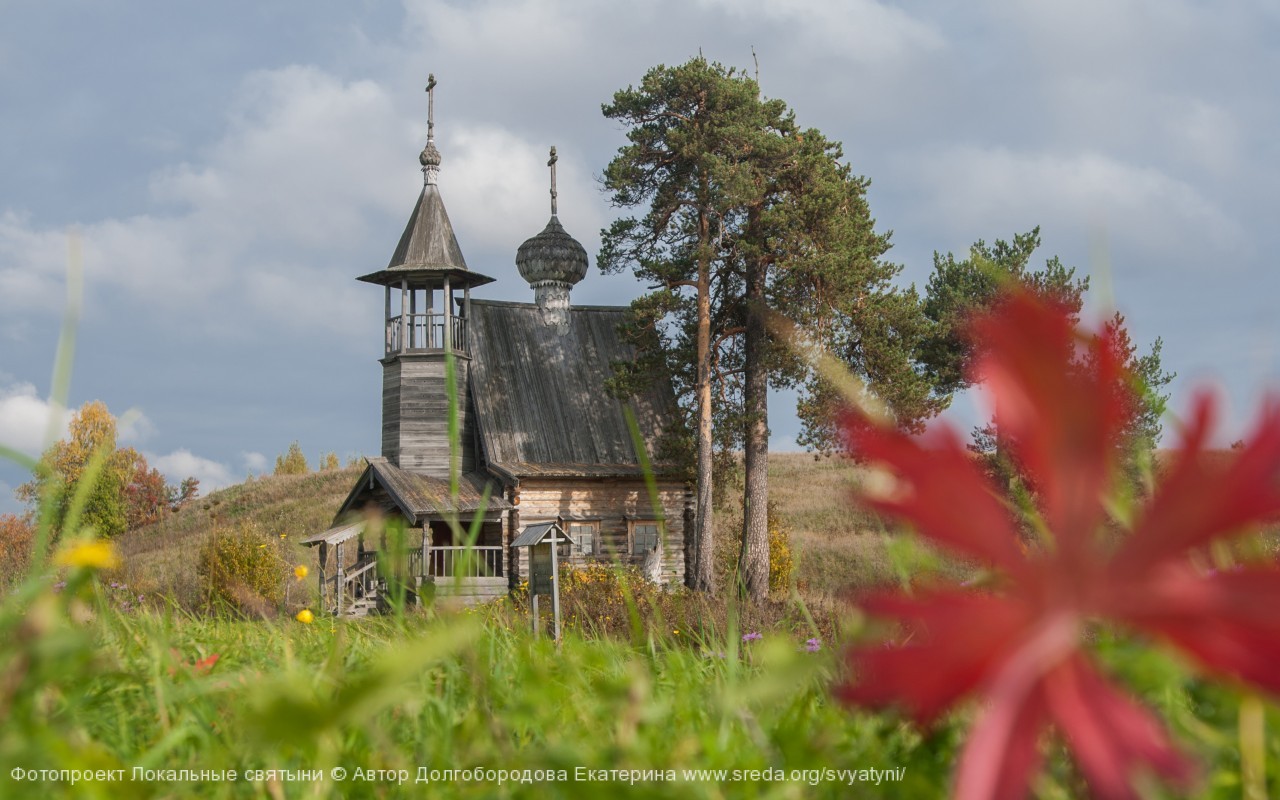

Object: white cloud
[0,382,72,458]
[241,451,268,473]
[146,449,235,493]
[443,124,604,259]
[0,65,414,335]
[902,146,1243,261]
[117,410,157,445]
[694,0,945,62]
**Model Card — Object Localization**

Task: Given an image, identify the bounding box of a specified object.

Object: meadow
[2,453,1277,798]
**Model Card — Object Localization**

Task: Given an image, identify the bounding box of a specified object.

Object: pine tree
[602,58,939,600]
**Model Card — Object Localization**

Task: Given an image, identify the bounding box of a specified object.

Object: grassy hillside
[116,466,362,607]
[115,454,960,611]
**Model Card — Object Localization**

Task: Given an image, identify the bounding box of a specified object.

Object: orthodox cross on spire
[548,146,558,217]
[426,73,437,142]
[419,73,442,185]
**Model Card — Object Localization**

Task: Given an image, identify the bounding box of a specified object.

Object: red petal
[838,589,1033,722]
[1043,656,1196,800]
[970,291,1129,568]
[1115,393,1280,573]
[843,414,1029,576]
[1109,566,1280,694]
[952,609,1083,800]
[953,681,1048,800]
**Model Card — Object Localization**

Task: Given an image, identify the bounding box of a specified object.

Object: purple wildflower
[805,638,822,653]
[742,631,762,643]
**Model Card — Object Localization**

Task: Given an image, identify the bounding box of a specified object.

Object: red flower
[837,289,1280,800]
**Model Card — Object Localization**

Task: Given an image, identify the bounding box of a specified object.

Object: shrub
[710,502,795,598]
[196,522,287,614]
[0,514,34,588]
[767,502,794,595]
[498,563,838,645]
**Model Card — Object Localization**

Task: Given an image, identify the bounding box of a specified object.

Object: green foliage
[18,400,131,539]
[173,476,201,509]
[196,521,288,614]
[274,441,309,476]
[601,57,938,462]
[602,57,940,597]
[967,310,1176,490]
[0,558,1273,799]
[15,401,192,538]
[920,227,1089,397]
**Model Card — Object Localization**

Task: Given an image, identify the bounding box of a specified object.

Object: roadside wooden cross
[512,522,570,643]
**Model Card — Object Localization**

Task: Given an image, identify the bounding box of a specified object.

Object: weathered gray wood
[443,276,452,353]
[335,541,345,617]
[467,300,678,475]
[335,458,512,524]
[400,279,408,356]
[512,478,690,586]
[381,355,476,477]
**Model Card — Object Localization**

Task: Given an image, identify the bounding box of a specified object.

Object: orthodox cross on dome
[548,145,558,216]
[419,73,442,185]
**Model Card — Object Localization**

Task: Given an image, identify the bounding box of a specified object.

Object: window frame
[560,517,601,558]
[628,520,662,558]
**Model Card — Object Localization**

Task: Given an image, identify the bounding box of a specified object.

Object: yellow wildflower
[295,609,314,624]
[55,540,120,570]
[294,565,308,581]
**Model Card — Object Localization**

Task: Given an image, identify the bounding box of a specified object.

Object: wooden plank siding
[381,354,476,477]
[510,478,690,587]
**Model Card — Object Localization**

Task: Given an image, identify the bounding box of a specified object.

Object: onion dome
[419,140,441,170]
[516,215,588,288]
[516,146,588,289]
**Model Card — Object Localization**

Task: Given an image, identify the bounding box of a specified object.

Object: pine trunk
[740,249,769,603]
[691,212,716,593]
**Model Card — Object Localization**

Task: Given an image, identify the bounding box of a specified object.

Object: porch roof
[335,457,513,526]
[301,521,364,548]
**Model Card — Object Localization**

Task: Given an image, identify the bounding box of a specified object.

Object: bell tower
[356,75,494,477]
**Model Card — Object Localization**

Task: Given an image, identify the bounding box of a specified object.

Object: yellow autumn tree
[20,401,135,539]
[273,441,309,476]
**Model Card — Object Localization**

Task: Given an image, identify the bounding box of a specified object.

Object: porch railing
[413,546,504,579]
[385,313,468,355]
[327,552,379,615]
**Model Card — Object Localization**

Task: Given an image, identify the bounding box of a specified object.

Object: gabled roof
[356,184,495,288]
[468,300,681,479]
[511,521,572,548]
[335,457,513,525]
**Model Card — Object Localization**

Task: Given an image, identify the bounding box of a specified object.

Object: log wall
[381,353,475,477]
[509,477,691,586]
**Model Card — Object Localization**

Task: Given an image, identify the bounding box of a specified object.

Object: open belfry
[304,76,693,614]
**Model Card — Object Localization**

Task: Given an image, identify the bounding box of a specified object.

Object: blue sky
[2,0,1278,511]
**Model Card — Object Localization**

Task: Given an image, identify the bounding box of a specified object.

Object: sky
[2,0,1279,513]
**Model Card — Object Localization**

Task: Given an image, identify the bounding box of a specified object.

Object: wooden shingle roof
[468,300,679,478]
[356,184,495,288]
[335,457,512,525]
